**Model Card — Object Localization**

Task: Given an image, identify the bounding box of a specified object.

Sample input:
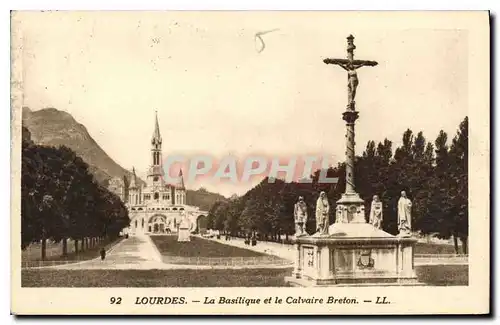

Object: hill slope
[186,188,226,211]
[22,107,133,185]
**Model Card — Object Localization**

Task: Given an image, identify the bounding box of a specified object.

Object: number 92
[110,297,122,304]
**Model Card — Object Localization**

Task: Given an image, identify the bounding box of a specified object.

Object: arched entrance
[196,215,208,234]
[148,214,167,234]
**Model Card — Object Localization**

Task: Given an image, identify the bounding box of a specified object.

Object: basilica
[108,113,208,236]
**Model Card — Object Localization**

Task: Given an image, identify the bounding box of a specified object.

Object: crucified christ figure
[341,62,360,105]
[324,58,377,105]
[323,35,378,106]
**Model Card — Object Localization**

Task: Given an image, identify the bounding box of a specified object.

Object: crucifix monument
[324,35,378,224]
[286,35,419,287]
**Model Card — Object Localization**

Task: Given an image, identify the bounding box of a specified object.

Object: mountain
[186,188,227,211]
[22,107,135,186]
[22,107,226,210]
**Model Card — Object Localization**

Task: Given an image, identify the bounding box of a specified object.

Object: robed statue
[294,196,308,237]
[369,195,383,229]
[315,191,330,235]
[397,191,412,237]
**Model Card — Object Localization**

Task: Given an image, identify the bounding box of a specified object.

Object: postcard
[11,10,489,315]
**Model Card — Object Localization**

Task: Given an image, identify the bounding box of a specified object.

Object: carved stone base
[336,192,365,223]
[287,229,420,287]
[285,275,422,287]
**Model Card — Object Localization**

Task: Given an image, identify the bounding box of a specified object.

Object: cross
[323,35,378,109]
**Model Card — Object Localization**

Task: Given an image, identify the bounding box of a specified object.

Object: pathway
[48,235,166,270]
[205,236,295,261]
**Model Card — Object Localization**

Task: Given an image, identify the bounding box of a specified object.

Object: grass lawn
[21,237,124,267]
[22,268,292,287]
[414,243,459,255]
[150,235,266,257]
[21,265,468,287]
[415,265,468,286]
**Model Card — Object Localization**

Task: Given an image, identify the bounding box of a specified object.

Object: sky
[16,11,469,197]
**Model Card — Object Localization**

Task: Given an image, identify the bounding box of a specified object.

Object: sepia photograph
[10,10,489,315]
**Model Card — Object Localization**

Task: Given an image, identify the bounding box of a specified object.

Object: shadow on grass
[414,243,462,255]
[22,268,294,287]
[415,265,468,286]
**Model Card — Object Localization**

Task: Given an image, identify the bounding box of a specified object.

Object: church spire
[148,110,164,183]
[152,110,162,144]
[129,167,138,188]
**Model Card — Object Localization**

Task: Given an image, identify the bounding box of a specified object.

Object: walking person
[100,247,106,261]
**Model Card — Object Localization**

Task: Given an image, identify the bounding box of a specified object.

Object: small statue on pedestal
[294,196,308,237]
[315,191,330,235]
[369,195,383,229]
[177,212,191,242]
[397,191,412,237]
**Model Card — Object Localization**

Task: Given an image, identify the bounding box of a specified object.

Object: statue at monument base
[397,191,412,237]
[315,191,330,235]
[294,196,308,237]
[369,195,383,229]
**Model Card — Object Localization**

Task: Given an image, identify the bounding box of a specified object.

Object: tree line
[21,127,130,259]
[206,117,468,254]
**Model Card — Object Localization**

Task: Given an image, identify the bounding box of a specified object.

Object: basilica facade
[108,113,207,236]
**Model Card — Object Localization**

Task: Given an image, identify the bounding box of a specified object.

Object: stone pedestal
[336,192,366,223]
[286,223,420,286]
[177,226,191,242]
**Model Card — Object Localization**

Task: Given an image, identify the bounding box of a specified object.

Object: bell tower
[147,111,164,186]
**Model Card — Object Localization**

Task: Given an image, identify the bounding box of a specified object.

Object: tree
[424,131,457,247]
[238,198,259,234]
[408,132,434,237]
[449,117,468,254]
[28,146,69,259]
[21,140,131,257]
[21,138,41,250]
[213,202,228,231]
[206,200,223,230]
[276,183,299,240]
[223,199,242,235]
